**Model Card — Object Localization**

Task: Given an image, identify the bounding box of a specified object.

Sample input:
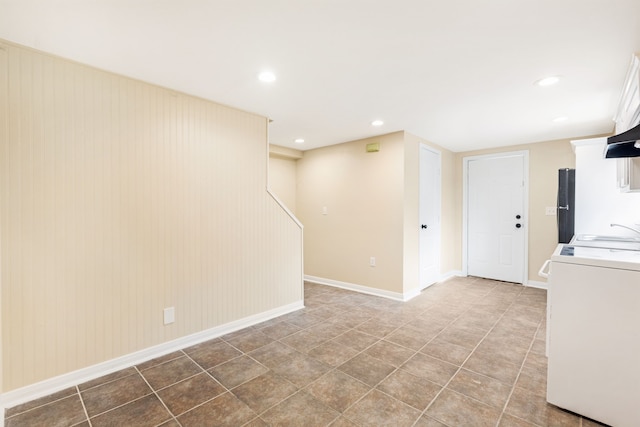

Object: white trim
[570,136,608,149]
[438,270,464,282]
[462,150,530,284]
[267,189,303,229]
[403,288,422,301]
[526,280,548,290]
[304,275,414,302]
[305,271,464,302]
[1,300,304,411]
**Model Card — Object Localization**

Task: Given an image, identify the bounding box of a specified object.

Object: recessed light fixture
[553,116,568,123]
[535,76,561,87]
[371,120,384,127]
[258,71,276,83]
[294,138,305,144]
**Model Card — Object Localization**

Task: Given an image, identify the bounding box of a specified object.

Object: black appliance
[557,168,575,244]
[604,122,640,158]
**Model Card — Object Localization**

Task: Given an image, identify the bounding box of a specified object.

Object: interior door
[466,153,526,283]
[420,145,441,289]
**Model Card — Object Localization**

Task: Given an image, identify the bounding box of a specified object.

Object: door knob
[515,223,522,228]
[421,224,428,229]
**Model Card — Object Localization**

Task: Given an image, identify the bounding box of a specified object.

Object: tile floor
[4,277,607,427]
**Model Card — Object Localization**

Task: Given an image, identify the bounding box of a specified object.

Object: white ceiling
[2,0,640,152]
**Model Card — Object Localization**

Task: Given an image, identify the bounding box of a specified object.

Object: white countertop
[551,244,640,272]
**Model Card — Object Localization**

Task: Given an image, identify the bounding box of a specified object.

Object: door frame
[419,143,441,290]
[462,150,530,284]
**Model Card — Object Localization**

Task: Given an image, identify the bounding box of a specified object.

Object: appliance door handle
[538,259,551,279]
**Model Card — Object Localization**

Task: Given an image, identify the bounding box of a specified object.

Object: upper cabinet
[614,53,640,192]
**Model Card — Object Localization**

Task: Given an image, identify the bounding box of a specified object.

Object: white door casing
[419,145,441,289]
[464,151,528,284]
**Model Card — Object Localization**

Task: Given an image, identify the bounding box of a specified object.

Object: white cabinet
[547,250,640,427]
[614,53,640,192]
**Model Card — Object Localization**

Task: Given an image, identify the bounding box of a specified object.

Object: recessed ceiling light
[553,116,568,123]
[258,71,276,83]
[294,138,305,144]
[535,76,561,87]
[371,120,384,127]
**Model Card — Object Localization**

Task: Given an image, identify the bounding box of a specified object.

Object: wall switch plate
[370,257,376,267]
[322,206,328,215]
[545,207,557,216]
[164,307,175,325]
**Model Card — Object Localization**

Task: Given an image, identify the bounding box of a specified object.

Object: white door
[466,152,527,283]
[420,145,441,289]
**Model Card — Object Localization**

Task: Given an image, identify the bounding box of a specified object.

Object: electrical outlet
[164,307,175,325]
[545,207,556,216]
[370,257,376,267]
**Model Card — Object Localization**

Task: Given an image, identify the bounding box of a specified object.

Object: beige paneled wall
[457,137,581,283]
[0,43,7,397]
[0,41,303,392]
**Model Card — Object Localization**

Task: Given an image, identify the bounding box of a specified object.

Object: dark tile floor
[4,277,607,427]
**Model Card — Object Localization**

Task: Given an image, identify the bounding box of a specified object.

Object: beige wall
[402,135,420,295]
[297,132,458,296]
[457,137,581,283]
[0,43,6,397]
[297,133,406,294]
[297,131,585,293]
[268,145,302,215]
[0,41,303,392]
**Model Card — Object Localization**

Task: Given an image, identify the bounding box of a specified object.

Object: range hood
[605,123,640,158]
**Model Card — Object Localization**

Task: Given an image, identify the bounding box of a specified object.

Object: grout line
[75,368,139,394]
[414,282,528,427]
[76,385,92,427]
[270,287,409,423]
[3,390,80,420]
[495,318,546,427]
[315,281,504,426]
[133,365,177,426]
[171,350,239,419]
[83,390,157,421]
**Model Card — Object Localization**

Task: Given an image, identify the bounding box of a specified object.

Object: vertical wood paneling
[1,41,303,392]
[0,43,7,394]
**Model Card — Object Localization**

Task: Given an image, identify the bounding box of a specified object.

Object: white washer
[546,244,640,427]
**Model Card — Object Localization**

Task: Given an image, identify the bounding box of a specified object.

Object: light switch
[322,206,328,215]
[545,207,556,216]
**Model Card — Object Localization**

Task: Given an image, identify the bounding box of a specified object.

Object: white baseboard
[438,270,464,282]
[1,300,304,412]
[525,280,548,290]
[304,271,464,302]
[304,275,412,301]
